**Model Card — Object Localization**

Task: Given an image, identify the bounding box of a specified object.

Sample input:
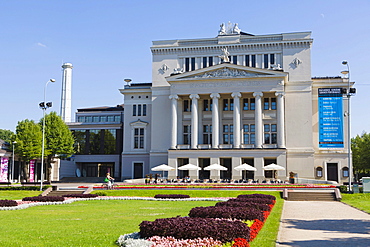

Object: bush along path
[117,193,276,247]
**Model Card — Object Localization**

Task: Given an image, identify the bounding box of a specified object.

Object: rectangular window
[114,115,120,122]
[264,98,269,110]
[223,124,233,144]
[77,116,85,122]
[270,54,275,65]
[251,55,256,67]
[191,57,195,71]
[100,116,107,122]
[134,128,144,149]
[264,124,277,144]
[243,98,249,110]
[271,98,276,110]
[143,104,147,116]
[245,55,250,66]
[230,98,234,111]
[243,124,255,144]
[203,57,207,68]
[250,98,255,110]
[203,99,212,111]
[107,115,114,122]
[183,100,191,112]
[209,57,213,66]
[133,105,137,116]
[223,99,229,111]
[202,124,212,144]
[138,104,142,116]
[185,58,190,72]
[232,55,237,64]
[85,116,92,122]
[183,125,191,145]
[264,54,269,68]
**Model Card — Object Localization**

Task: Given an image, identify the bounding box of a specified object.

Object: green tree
[40,112,75,181]
[0,129,14,143]
[13,120,42,182]
[351,132,370,179]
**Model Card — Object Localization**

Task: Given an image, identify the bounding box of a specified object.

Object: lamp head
[50,79,56,83]
[341,70,349,75]
[342,61,348,65]
[13,141,17,144]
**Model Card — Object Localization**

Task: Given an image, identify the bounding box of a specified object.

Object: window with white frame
[132,104,147,116]
[183,125,191,145]
[223,98,234,111]
[264,124,277,144]
[263,98,277,110]
[203,124,212,144]
[203,99,212,111]
[134,128,144,149]
[243,124,255,144]
[223,124,233,144]
[243,98,255,111]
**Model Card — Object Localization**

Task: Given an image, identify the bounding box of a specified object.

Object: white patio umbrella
[151,164,175,177]
[263,163,285,179]
[204,163,228,171]
[234,163,257,171]
[178,164,201,171]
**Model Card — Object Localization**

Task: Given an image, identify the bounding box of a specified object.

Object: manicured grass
[0,190,42,200]
[341,193,370,213]
[0,190,283,247]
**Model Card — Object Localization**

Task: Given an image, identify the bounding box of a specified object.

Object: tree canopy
[0,129,14,144]
[13,119,42,162]
[352,132,370,176]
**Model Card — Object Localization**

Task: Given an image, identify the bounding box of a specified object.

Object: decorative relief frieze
[186,67,263,79]
[171,80,261,89]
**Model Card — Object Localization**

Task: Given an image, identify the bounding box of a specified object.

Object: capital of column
[275,92,285,98]
[169,94,179,100]
[231,92,241,98]
[253,92,263,98]
[210,93,220,99]
[189,94,200,100]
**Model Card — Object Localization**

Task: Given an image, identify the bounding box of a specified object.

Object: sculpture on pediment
[233,23,241,34]
[218,22,242,35]
[219,23,226,35]
[219,48,230,63]
[270,64,282,70]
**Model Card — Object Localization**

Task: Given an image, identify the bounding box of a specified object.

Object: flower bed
[154,194,190,199]
[0,199,18,207]
[139,217,250,243]
[22,196,65,202]
[62,194,99,198]
[189,206,264,221]
[215,201,271,212]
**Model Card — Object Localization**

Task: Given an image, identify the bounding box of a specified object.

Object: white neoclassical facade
[120,23,353,184]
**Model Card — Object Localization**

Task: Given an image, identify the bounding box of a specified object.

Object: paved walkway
[276,201,370,247]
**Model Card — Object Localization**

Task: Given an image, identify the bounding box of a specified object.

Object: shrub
[62,194,98,198]
[230,197,275,205]
[94,191,107,196]
[0,199,18,207]
[338,185,348,193]
[237,194,276,201]
[139,216,250,243]
[154,194,190,199]
[215,201,271,212]
[22,196,65,202]
[0,186,50,191]
[189,206,264,221]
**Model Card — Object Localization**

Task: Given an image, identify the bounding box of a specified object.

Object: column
[190,94,200,149]
[253,92,263,148]
[275,92,286,148]
[231,92,241,148]
[169,95,179,149]
[210,93,220,148]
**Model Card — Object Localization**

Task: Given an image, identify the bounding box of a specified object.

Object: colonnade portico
[169,91,286,149]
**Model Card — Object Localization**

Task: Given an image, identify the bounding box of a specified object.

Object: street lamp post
[11,141,17,183]
[39,79,55,191]
[341,61,355,193]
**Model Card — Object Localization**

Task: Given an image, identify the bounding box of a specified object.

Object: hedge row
[22,196,65,202]
[62,194,98,198]
[154,194,190,199]
[0,200,18,207]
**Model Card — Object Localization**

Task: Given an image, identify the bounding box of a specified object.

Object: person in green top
[105,173,114,189]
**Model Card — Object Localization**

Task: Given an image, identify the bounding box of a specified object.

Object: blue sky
[1,0,369,137]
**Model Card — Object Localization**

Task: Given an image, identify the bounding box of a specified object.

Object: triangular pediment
[130,119,149,126]
[167,63,287,83]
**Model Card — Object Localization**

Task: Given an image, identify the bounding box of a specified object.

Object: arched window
[342,167,349,177]
[315,167,323,178]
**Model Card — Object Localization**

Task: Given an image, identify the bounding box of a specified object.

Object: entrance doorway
[133,163,143,179]
[177,158,189,178]
[327,163,338,182]
[220,158,232,180]
[241,158,255,180]
[198,158,210,179]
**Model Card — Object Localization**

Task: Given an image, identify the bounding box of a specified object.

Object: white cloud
[36,42,47,48]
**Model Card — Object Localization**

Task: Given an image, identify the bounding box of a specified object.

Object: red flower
[232,238,250,247]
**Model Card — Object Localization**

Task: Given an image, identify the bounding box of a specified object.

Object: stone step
[287,192,337,201]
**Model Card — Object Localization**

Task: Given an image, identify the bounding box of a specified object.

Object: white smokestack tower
[60,62,73,122]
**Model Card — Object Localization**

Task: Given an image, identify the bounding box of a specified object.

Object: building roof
[77,104,124,112]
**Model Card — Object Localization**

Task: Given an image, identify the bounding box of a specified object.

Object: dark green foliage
[215,201,271,212]
[0,129,14,144]
[22,196,65,202]
[154,194,190,199]
[0,186,50,191]
[189,206,264,221]
[0,200,18,207]
[237,194,276,201]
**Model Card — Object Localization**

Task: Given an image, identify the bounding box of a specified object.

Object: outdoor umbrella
[234,163,257,171]
[204,163,228,171]
[263,163,285,179]
[151,164,175,177]
[178,164,201,171]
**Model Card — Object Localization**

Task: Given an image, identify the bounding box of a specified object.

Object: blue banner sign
[318,88,344,148]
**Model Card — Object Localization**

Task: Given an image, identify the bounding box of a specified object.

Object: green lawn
[0,190,41,200]
[341,193,370,213]
[0,190,283,247]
